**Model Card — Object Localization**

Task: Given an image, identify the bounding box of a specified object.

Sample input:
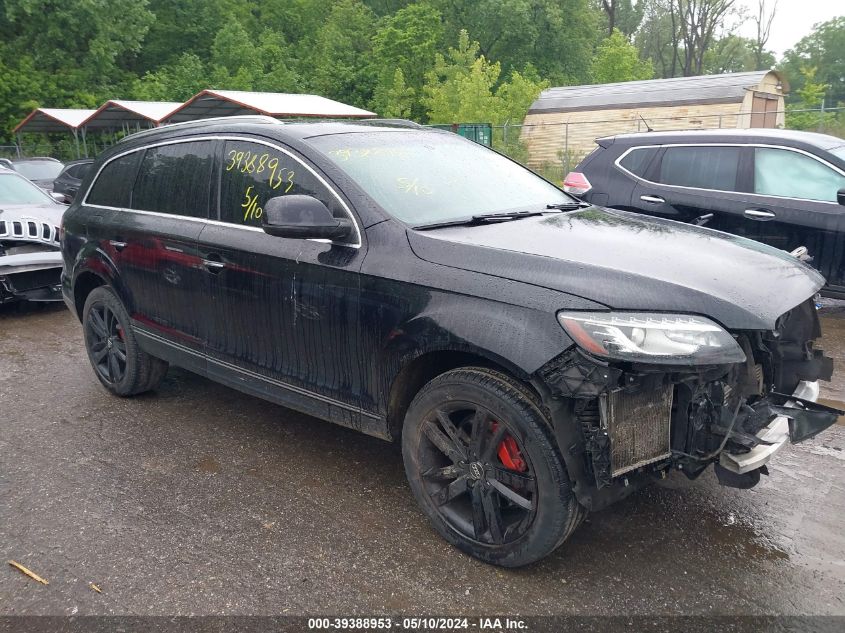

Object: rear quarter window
[618,147,659,177]
[86,152,142,208]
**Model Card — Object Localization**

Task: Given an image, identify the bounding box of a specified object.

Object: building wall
[521,71,787,169]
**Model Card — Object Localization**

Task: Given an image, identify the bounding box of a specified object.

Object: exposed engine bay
[0,213,63,303]
[537,296,841,511]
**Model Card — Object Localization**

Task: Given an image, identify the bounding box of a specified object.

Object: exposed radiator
[599,386,673,477]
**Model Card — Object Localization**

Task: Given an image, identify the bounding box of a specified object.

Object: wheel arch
[386,348,541,441]
[72,270,108,322]
[70,243,132,322]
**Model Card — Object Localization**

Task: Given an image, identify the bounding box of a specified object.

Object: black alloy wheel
[402,367,585,567]
[85,302,127,385]
[418,403,537,546]
[82,286,169,396]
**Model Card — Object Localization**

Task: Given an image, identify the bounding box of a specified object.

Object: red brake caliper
[491,422,527,472]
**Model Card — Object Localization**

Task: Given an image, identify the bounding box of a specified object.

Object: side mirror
[838,188,845,206]
[50,191,69,204]
[261,195,352,240]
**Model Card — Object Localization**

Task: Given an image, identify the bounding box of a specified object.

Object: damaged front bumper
[0,251,63,303]
[534,298,840,510]
[719,380,839,474]
[1,213,64,303]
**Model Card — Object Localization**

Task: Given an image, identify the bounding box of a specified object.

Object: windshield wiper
[471,210,546,222]
[546,201,590,210]
[414,210,545,231]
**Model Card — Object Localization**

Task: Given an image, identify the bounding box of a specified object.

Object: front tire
[82,286,168,396]
[402,367,585,567]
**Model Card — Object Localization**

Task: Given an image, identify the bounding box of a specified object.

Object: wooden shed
[521,70,788,168]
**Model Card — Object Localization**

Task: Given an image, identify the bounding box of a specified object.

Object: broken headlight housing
[557,311,746,366]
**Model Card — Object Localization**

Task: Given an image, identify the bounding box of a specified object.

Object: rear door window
[218,140,346,228]
[658,146,741,191]
[619,147,659,178]
[132,141,215,218]
[87,152,142,208]
[754,147,845,202]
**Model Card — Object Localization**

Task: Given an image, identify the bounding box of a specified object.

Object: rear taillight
[563,171,592,196]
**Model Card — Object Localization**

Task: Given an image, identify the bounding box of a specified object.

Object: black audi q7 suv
[565,129,845,297]
[61,117,839,567]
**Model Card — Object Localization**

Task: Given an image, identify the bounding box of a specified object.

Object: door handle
[640,195,665,203]
[744,209,776,220]
[202,258,226,273]
[109,240,127,251]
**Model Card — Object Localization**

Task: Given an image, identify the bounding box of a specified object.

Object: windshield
[14,160,63,180]
[0,173,52,204]
[309,131,571,226]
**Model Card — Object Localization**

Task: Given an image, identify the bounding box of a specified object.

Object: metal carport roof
[14,108,98,133]
[165,89,375,122]
[81,100,181,130]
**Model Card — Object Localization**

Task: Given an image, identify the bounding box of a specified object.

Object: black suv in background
[61,117,838,567]
[52,159,93,202]
[566,129,845,296]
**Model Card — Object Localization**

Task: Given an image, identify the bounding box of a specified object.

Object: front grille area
[0,217,58,245]
[600,386,673,477]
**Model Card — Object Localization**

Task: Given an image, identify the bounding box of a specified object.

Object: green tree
[132,53,210,102]
[786,67,836,131]
[0,0,154,141]
[703,34,775,74]
[379,68,415,118]
[432,0,599,85]
[591,29,654,83]
[1,0,153,87]
[423,30,547,125]
[308,0,378,109]
[370,2,443,119]
[781,17,845,107]
[636,0,744,78]
[597,0,645,37]
[132,0,230,73]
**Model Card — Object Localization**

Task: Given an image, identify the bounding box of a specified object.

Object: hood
[0,202,65,226]
[407,207,824,331]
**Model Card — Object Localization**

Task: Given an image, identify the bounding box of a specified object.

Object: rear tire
[82,286,168,396]
[402,367,585,567]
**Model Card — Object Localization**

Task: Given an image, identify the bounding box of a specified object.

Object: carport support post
[81,127,88,158]
[73,129,80,159]
[15,133,22,158]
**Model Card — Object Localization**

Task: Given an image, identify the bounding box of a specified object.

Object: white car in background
[0,167,66,303]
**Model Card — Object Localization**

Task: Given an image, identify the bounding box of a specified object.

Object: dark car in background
[0,167,65,302]
[565,129,845,296]
[52,159,93,202]
[1,156,65,191]
[61,117,838,567]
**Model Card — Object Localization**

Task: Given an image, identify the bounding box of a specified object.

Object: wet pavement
[1,302,844,617]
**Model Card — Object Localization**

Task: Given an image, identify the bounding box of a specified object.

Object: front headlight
[557,311,746,366]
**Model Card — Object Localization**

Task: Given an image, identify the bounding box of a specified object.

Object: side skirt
[133,324,392,441]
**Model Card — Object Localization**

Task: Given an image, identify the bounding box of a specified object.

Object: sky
[734,0,842,59]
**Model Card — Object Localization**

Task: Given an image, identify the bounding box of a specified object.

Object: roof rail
[119,114,282,143]
[355,118,423,129]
